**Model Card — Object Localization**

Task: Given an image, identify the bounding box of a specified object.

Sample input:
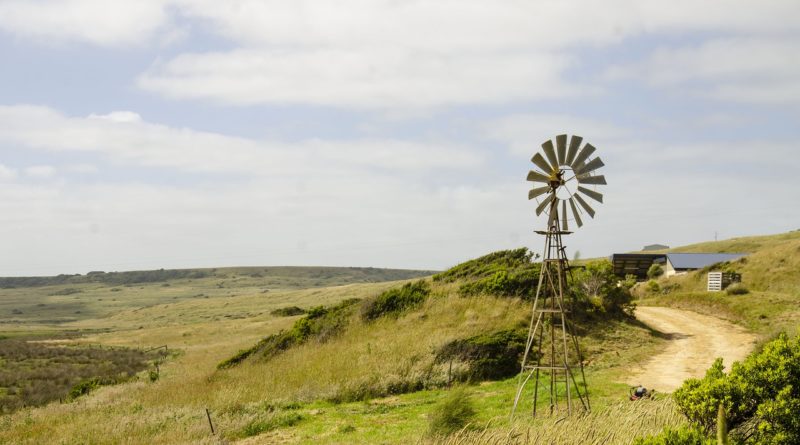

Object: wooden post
[205,408,215,435]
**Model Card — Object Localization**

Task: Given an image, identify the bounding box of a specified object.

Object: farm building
[611,252,747,280]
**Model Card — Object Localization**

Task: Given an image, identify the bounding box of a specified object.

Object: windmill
[511,134,605,418]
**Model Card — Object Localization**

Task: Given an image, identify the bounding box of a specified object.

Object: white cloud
[0,163,17,181]
[139,48,579,109]
[0,0,171,46]
[0,105,482,175]
[24,165,56,178]
[135,0,800,108]
[606,38,800,104]
[88,111,143,123]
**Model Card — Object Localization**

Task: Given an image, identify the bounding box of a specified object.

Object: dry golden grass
[428,398,685,445]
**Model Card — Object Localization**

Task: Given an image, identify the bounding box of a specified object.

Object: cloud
[0,0,172,46]
[0,105,482,175]
[138,48,579,109]
[0,163,17,181]
[24,165,56,178]
[606,38,800,105]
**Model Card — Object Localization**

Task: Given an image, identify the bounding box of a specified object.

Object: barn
[611,252,747,280]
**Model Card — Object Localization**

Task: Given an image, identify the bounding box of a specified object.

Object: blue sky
[0,0,798,275]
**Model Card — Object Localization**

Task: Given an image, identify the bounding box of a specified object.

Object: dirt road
[626,306,757,392]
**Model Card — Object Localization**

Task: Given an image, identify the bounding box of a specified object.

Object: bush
[458,268,539,299]
[361,281,430,320]
[673,333,800,444]
[435,329,527,381]
[647,264,664,279]
[571,260,635,315]
[270,306,306,317]
[427,388,476,437]
[725,283,749,295]
[218,299,359,369]
[646,280,661,293]
[632,426,714,445]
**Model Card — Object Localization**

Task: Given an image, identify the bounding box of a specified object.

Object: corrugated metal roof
[666,253,747,269]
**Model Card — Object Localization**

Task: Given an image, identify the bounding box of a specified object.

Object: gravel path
[626,306,757,392]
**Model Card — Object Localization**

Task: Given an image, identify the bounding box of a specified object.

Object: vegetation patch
[360,280,430,320]
[432,248,541,299]
[218,299,360,369]
[427,388,477,437]
[269,306,306,317]
[672,333,800,444]
[0,339,157,413]
[435,329,528,381]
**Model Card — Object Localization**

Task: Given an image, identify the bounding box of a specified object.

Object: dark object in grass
[435,329,528,382]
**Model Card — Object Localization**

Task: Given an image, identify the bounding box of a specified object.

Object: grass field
[2,232,797,444]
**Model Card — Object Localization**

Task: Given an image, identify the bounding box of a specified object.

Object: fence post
[205,408,215,435]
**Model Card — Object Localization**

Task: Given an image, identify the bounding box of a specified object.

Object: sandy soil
[626,306,757,392]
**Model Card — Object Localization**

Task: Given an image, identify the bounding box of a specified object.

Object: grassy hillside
[639,230,800,337]
[0,250,670,444]
[0,266,435,331]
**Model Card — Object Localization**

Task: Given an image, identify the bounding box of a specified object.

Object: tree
[572,260,635,315]
[647,263,664,279]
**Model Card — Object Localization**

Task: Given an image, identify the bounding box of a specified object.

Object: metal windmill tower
[511,134,606,418]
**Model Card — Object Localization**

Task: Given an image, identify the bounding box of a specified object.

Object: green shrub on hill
[361,280,430,320]
[218,299,360,369]
[724,283,749,295]
[435,329,527,381]
[673,333,800,444]
[433,248,541,299]
[269,306,306,317]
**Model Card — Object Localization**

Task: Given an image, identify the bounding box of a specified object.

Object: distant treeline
[0,269,209,288]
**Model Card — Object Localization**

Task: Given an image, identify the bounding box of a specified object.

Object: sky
[1,0,799,276]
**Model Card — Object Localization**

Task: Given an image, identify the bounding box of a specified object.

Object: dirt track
[626,306,757,392]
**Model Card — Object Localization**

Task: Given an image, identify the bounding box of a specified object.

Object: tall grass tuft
[427,388,477,437]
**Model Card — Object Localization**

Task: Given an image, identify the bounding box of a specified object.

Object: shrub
[725,283,749,295]
[632,426,714,445]
[571,260,635,315]
[427,388,476,437]
[673,333,800,444]
[270,306,306,317]
[361,281,430,320]
[458,268,539,299]
[218,299,359,369]
[435,329,527,381]
[433,248,535,283]
[646,280,661,293]
[647,264,664,279]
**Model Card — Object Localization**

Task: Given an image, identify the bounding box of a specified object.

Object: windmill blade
[574,194,596,218]
[561,200,569,231]
[571,143,596,169]
[527,170,551,183]
[574,157,605,175]
[569,197,583,228]
[578,186,604,203]
[528,186,550,200]
[577,174,607,185]
[556,134,567,165]
[541,139,559,170]
[535,193,554,216]
[531,153,554,175]
[566,135,583,165]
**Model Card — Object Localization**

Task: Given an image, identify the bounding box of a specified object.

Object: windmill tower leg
[511,203,590,419]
